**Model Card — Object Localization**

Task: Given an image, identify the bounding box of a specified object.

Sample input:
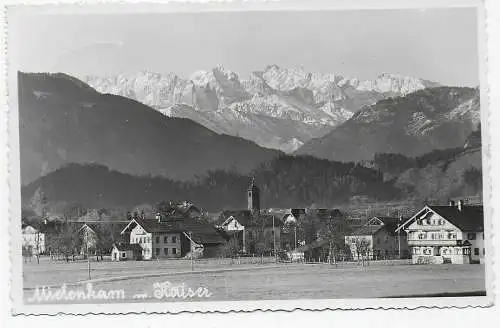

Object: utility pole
[190,231,194,271]
[273,215,277,263]
[86,230,91,280]
[294,225,297,250]
[398,216,402,260]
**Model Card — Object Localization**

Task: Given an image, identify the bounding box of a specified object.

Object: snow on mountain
[354,72,441,95]
[83,65,439,153]
[296,87,480,162]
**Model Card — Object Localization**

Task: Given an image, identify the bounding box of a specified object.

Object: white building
[396,201,484,264]
[22,225,45,255]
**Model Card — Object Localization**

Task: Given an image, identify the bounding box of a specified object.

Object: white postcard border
[2,0,495,315]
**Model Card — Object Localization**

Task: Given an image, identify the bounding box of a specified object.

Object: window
[164,236,169,243]
[474,248,479,256]
[121,252,126,258]
[467,233,476,240]
[483,248,485,255]
[384,236,388,244]
[172,236,176,243]
[155,248,160,255]
[172,248,177,255]
[156,236,160,244]
[164,248,168,255]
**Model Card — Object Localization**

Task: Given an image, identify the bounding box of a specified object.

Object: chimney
[458,200,464,211]
[449,200,455,207]
[156,212,162,223]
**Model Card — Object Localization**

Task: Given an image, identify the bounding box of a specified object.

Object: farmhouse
[345,217,409,260]
[396,201,484,264]
[120,215,227,260]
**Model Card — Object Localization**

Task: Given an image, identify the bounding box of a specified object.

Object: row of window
[155,236,177,244]
[131,235,178,244]
[154,247,177,255]
[416,217,445,226]
[410,232,457,240]
[412,247,485,256]
[132,236,150,244]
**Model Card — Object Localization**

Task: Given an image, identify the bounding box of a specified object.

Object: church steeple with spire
[247,177,260,215]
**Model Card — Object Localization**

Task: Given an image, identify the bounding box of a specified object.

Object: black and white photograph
[5,0,493,314]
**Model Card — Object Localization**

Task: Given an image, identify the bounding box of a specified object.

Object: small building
[111,243,142,261]
[396,201,484,264]
[345,216,409,260]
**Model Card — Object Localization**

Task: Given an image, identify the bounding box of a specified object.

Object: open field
[23,257,486,303]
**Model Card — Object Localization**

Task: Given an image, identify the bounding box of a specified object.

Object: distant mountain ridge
[295,87,480,162]
[83,65,440,152]
[18,72,280,185]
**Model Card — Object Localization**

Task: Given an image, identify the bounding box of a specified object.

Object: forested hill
[22,145,482,216]
[22,156,398,215]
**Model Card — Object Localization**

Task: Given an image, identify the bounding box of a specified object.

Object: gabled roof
[219,210,252,226]
[114,243,142,252]
[428,205,484,232]
[22,225,40,234]
[396,205,484,232]
[122,217,226,245]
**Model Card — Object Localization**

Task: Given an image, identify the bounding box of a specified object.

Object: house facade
[121,215,227,260]
[22,225,46,256]
[122,218,183,260]
[345,217,409,260]
[396,201,484,264]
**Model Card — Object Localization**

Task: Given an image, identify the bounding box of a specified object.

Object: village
[22,179,486,267]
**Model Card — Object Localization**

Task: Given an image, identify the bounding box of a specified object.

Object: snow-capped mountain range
[83,65,440,152]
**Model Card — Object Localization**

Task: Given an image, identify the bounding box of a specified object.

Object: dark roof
[352,225,385,236]
[350,217,404,236]
[219,210,282,228]
[219,210,252,226]
[182,220,227,245]
[428,205,484,232]
[124,217,226,245]
[114,243,142,252]
[308,208,342,220]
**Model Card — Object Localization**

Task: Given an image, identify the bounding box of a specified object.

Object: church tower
[247,177,260,215]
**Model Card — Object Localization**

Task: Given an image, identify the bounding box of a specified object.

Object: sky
[9,7,480,86]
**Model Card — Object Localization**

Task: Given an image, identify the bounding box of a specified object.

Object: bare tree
[354,237,371,266]
[33,230,43,264]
